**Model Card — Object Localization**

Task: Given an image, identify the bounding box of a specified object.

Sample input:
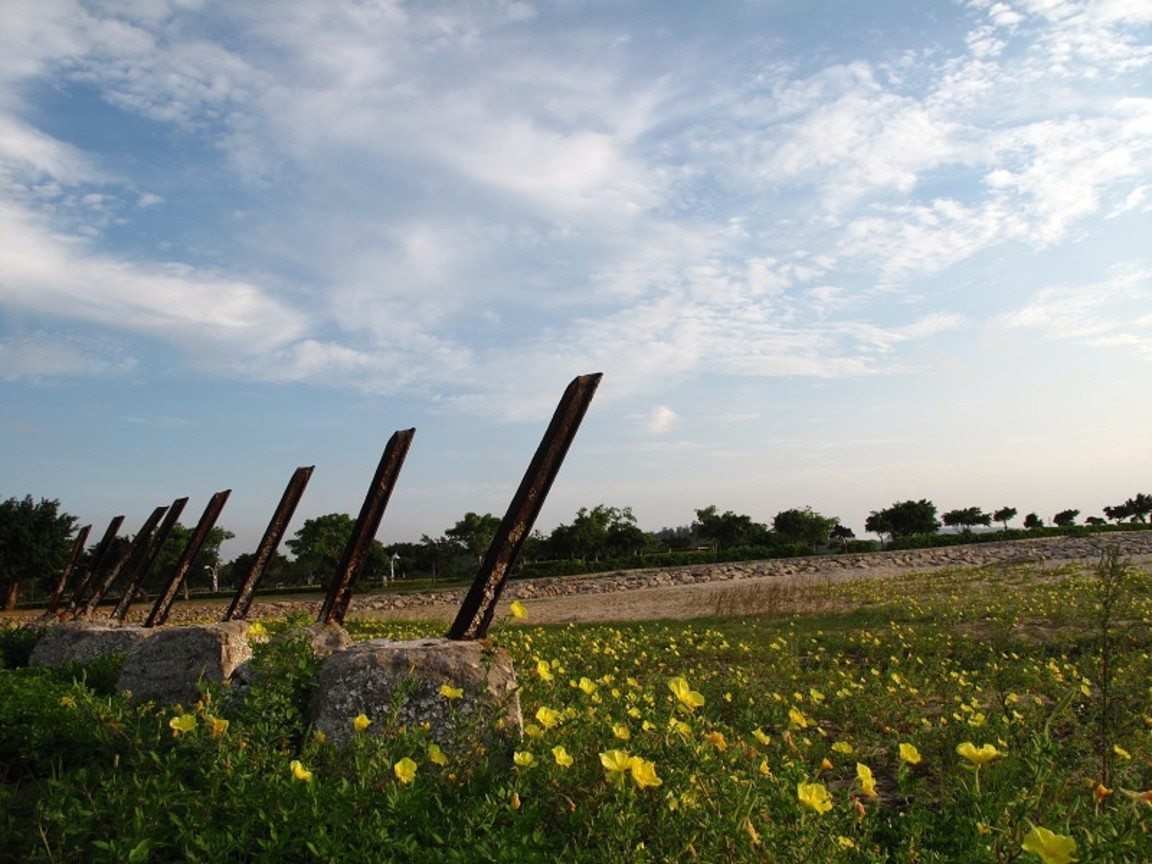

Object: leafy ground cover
[1,551,1150,862]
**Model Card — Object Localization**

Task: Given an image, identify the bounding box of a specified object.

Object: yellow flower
[290,759,313,783]
[788,706,810,729]
[899,743,922,765]
[509,791,521,811]
[1021,825,1078,864]
[629,756,662,789]
[706,731,727,751]
[206,715,229,737]
[247,621,269,641]
[428,743,448,766]
[313,730,326,744]
[758,759,771,776]
[535,706,562,729]
[393,757,418,784]
[353,713,371,733]
[612,723,631,741]
[513,750,535,768]
[524,723,544,739]
[668,677,705,711]
[578,676,597,694]
[956,742,1002,766]
[440,683,464,700]
[536,660,554,682]
[1094,783,1112,802]
[600,749,633,775]
[832,741,853,754]
[837,836,857,850]
[753,727,772,746]
[59,695,77,709]
[797,782,833,814]
[552,745,573,767]
[509,600,527,618]
[1113,745,1131,760]
[169,714,198,736]
[856,763,878,798]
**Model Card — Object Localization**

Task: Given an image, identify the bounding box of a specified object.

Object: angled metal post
[448,372,602,640]
[44,525,90,616]
[224,466,315,621]
[318,428,415,626]
[107,498,188,621]
[145,490,231,627]
[65,515,125,613]
[76,506,170,619]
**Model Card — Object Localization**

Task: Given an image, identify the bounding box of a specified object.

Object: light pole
[389,553,400,586]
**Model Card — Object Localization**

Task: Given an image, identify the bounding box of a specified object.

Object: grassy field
[2,550,1150,862]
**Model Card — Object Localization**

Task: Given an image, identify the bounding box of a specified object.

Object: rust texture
[318,428,415,626]
[76,506,170,619]
[224,465,315,621]
[44,525,91,616]
[447,372,602,640]
[65,515,125,613]
[107,498,188,621]
[145,490,231,627]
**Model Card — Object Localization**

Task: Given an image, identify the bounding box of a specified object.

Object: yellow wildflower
[797,781,833,814]
[535,706,562,729]
[956,742,1002,765]
[552,745,573,767]
[832,741,853,754]
[668,677,705,711]
[629,756,662,789]
[706,731,727,751]
[206,715,229,737]
[837,836,857,850]
[899,743,922,765]
[513,751,535,768]
[613,723,631,741]
[439,683,464,700]
[578,676,597,695]
[788,706,810,729]
[169,714,197,736]
[600,749,632,775]
[59,696,77,709]
[393,757,417,784]
[856,763,878,798]
[536,660,554,682]
[1021,825,1078,864]
[353,713,371,733]
[753,727,772,746]
[1113,745,1131,760]
[509,600,527,618]
[290,759,313,783]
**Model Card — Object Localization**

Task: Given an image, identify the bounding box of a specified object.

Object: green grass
[2,554,1151,862]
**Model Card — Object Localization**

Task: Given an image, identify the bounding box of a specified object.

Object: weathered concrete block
[117,621,253,705]
[309,638,521,750]
[29,620,154,668]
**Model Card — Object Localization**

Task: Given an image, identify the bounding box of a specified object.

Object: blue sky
[2,0,1149,559]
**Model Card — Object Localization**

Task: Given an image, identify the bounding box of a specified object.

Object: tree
[772,506,838,551]
[1053,509,1079,528]
[993,506,1017,531]
[0,495,79,609]
[1126,493,1152,523]
[149,523,235,594]
[941,507,992,533]
[546,505,644,561]
[1103,503,1132,524]
[830,524,856,550]
[1024,513,1044,530]
[286,513,387,587]
[444,512,501,564]
[692,506,770,551]
[868,500,940,539]
[864,511,892,546]
[1086,516,1106,526]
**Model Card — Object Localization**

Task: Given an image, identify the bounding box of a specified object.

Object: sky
[1,0,1150,561]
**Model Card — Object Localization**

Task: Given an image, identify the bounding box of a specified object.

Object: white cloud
[642,405,679,434]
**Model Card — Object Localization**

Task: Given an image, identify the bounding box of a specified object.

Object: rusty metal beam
[44,525,91,616]
[65,515,125,613]
[318,429,415,626]
[224,466,314,621]
[145,490,231,627]
[448,373,602,640]
[107,498,188,621]
[75,506,169,619]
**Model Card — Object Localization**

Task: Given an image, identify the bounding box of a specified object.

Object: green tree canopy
[692,506,770,551]
[0,495,79,609]
[772,506,838,550]
[867,500,940,539]
[286,513,387,587]
[993,506,1017,530]
[1053,509,1079,527]
[444,512,501,563]
[1024,512,1044,530]
[941,507,991,533]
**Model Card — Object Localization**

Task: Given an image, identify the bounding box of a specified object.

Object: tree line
[2,491,1150,607]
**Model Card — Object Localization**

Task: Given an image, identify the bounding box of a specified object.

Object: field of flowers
[1,550,1150,862]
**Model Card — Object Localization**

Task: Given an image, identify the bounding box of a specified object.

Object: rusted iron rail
[106,498,188,621]
[43,525,90,616]
[318,429,415,626]
[65,515,124,613]
[224,466,314,621]
[145,490,231,627]
[448,372,601,640]
[75,506,170,619]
